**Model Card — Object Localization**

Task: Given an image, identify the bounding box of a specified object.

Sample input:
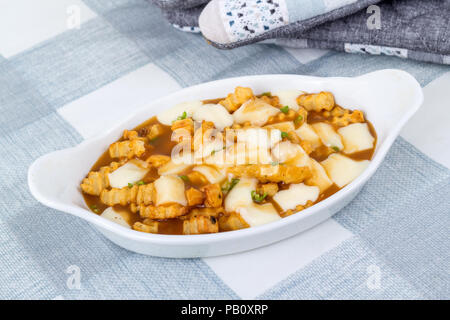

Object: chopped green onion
[281,131,289,139]
[295,115,303,124]
[211,146,226,155]
[222,178,240,192]
[128,183,134,188]
[331,146,340,152]
[136,181,145,186]
[179,175,189,182]
[177,111,187,120]
[229,178,239,190]
[261,92,272,97]
[251,190,268,203]
[90,205,99,213]
[280,106,289,114]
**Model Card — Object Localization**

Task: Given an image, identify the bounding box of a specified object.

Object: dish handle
[28,149,87,210]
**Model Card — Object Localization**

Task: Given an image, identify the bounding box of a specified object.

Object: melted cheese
[306,158,333,193]
[237,129,274,164]
[272,141,310,167]
[237,203,281,227]
[193,165,226,184]
[192,104,233,130]
[233,98,280,126]
[203,146,228,166]
[272,183,319,212]
[195,136,224,159]
[158,160,191,176]
[295,123,321,149]
[225,177,257,212]
[264,121,295,133]
[205,129,274,165]
[100,207,131,229]
[154,175,187,206]
[108,160,149,189]
[157,100,202,125]
[224,177,280,227]
[238,127,281,149]
[204,143,250,166]
[311,122,344,150]
[238,128,270,147]
[269,129,282,148]
[272,89,305,111]
[321,153,370,188]
[337,123,375,154]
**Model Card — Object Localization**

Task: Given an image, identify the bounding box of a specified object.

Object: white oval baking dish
[28,69,423,258]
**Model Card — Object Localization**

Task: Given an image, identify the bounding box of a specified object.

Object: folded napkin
[150,0,450,65]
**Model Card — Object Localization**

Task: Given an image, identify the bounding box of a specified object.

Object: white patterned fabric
[219,0,289,42]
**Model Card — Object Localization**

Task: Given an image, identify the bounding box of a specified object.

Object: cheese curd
[273,183,319,212]
[233,98,280,126]
[295,123,321,149]
[108,160,149,189]
[311,122,344,151]
[101,207,131,229]
[192,104,233,130]
[321,154,370,188]
[154,175,187,206]
[272,89,305,111]
[338,123,375,154]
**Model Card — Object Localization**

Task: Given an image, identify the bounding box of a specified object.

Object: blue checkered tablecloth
[0,0,449,299]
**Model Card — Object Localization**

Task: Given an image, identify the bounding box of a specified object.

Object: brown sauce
[83,96,377,235]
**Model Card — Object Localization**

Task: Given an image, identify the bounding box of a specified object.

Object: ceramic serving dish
[28,69,423,258]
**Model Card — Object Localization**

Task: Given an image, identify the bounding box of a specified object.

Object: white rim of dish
[28,69,424,245]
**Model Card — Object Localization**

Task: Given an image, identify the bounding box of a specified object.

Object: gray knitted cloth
[149,0,450,65]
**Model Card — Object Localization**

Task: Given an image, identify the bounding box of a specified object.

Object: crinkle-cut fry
[297,91,335,112]
[146,154,170,168]
[201,184,223,208]
[227,164,311,184]
[311,144,335,160]
[219,212,249,232]
[130,203,138,213]
[295,107,308,127]
[281,200,313,217]
[187,171,209,186]
[123,130,140,140]
[136,183,156,205]
[265,108,307,128]
[100,185,138,206]
[257,183,279,197]
[100,183,155,206]
[185,188,205,206]
[147,124,164,140]
[139,203,188,219]
[329,108,365,127]
[109,139,146,159]
[183,215,219,235]
[171,118,194,134]
[219,86,254,112]
[192,121,217,147]
[133,221,158,233]
[186,207,224,219]
[260,94,280,107]
[80,161,123,196]
[299,140,313,155]
[287,130,301,144]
